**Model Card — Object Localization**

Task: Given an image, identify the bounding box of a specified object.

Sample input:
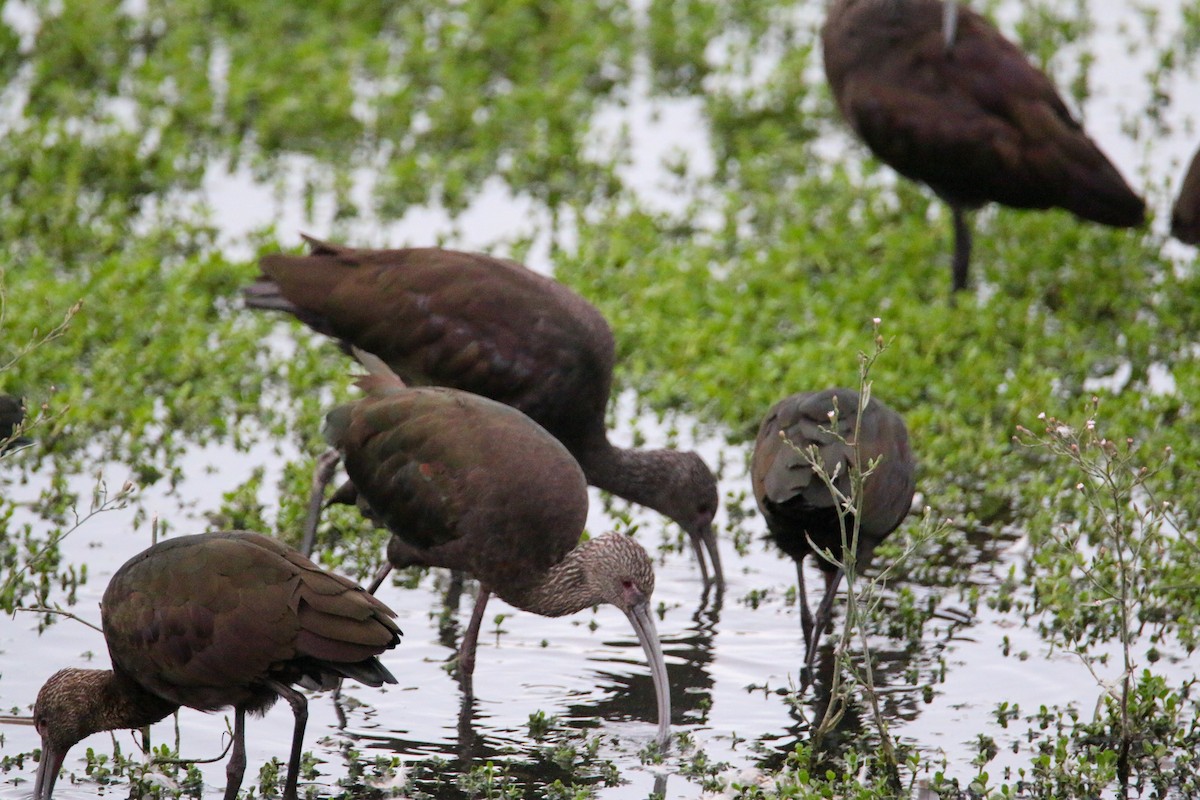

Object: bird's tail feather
[352,347,407,395]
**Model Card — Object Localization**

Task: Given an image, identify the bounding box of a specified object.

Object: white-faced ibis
[317,351,672,747]
[244,236,722,587]
[751,388,915,676]
[822,0,1145,291]
[29,531,402,800]
[1171,144,1200,245]
[0,394,30,454]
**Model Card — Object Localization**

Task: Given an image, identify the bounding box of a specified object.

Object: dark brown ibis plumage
[751,388,915,675]
[318,353,671,747]
[0,394,30,454]
[30,531,402,800]
[822,0,1145,290]
[244,236,722,587]
[1171,144,1200,245]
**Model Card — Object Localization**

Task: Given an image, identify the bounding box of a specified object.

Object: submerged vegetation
[2,0,1199,797]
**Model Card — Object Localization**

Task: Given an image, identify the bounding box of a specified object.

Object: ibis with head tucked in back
[243,236,722,588]
[26,530,402,800]
[822,0,1145,291]
[314,350,672,748]
[751,388,915,678]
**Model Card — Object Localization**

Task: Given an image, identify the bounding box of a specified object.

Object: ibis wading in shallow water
[27,531,402,800]
[313,351,672,748]
[244,235,722,588]
[822,0,1145,290]
[752,388,916,677]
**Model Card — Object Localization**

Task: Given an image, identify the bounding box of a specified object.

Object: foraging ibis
[28,531,402,800]
[1171,144,1200,245]
[244,236,722,587]
[751,388,915,675]
[822,0,1145,290]
[317,351,672,747]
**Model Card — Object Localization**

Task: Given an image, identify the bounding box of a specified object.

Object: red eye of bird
[622,580,633,589]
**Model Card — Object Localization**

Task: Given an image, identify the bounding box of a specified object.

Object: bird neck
[573,440,676,519]
[494,538,606,618]
[51,668,178,743]
[102,669,179,731]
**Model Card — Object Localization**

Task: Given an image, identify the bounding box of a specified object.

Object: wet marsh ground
[2,0,1200,797]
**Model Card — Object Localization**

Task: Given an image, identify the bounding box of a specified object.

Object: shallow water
[4,392,1195,799]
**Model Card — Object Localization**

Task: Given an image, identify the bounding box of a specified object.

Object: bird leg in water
[951,205,973,292]
[224,709,248,800]
[302,450,343,557]
[266,679,308,800]
[805,568,845,681]
[458,586,492,683]
[796,561,815,654]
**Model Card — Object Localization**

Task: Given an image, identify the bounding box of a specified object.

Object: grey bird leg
[459,586,492,681]
[224,709,247,800]
[266,679,309,800]
[366,562,393,594]
[332,681,349,730]
[301,449,342,557]
[797,561,815,654]
[805,568,845,679]
[952,205,973,292]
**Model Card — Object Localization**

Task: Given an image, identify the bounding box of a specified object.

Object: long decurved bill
[690,521,724,590]
[624,598,672,749]
[34,741,66,800]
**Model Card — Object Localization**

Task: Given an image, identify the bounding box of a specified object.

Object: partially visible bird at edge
[11,531,402,800]
[822,0,1145,291]
[1171,143,1200,245]
[1,394,31,455]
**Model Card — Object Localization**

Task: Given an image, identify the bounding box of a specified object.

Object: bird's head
[32,668,108,800]
[580,532,656,612]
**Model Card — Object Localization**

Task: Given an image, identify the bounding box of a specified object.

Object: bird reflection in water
[339,587,717,797]
[347,692,629,800]
[754,585,978,774]
[563,588,721,732]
